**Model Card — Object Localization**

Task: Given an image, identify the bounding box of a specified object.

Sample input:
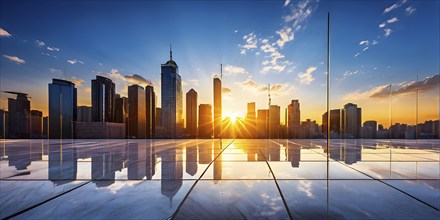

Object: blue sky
[1,0,439,126]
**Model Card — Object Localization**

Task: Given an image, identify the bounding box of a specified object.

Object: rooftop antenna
[220,63,223,80]
[170,44,173,60]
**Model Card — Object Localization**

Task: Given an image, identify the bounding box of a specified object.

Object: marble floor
[0,139,439,219]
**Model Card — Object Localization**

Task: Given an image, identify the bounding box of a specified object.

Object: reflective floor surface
[1,139,439,219]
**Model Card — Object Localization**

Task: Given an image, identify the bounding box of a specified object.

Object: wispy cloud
[67,59,84,64]
[297,66,317,85]
[379,22,386,28]
[276,27,294,48]
[387,17,399,24]
[224,65,247,75]
[383,0,407,14]
[384,28,392,37]
[3,55,25,64]
[35,40,45,47]
[344,74,439,100]
[239,32,257,55]
[100,69,152,92]
[405,6,416,15]
[362,47,369,51]
[67,76,84,87]
[283,0,290,7]
[47,46,60,51]
[237,78,294,96]
[0,28,11,37]
[354,53,360,58]
[359,40,369,46]
[222,87,232,94]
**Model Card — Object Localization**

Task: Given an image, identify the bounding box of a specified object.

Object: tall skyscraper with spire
[213,76,222,138]
[161,46,183,138]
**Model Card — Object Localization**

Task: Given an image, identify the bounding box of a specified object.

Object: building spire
[170,44,172,60]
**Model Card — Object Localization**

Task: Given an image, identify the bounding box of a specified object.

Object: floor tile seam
[2,180,92,219]
[168,139,235,220]
[257,143,293,220]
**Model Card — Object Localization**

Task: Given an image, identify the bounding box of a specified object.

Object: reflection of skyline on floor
[1,139,439,219]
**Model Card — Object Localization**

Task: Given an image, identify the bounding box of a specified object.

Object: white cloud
[283,0,318,31]
[354,53,360,58]
[384,28,392,37]
[362,47,369,51]
[383,0,407,14]
[190,79,199,86]
[67,76,84,87]
[224,65,246,75]
[387,17,399,24]
[49,68,62,74]
[359,40,369,46]
[379,22,386,28]
[47,46,60,51]
[234,30,238,33]
[297,66,317,85]
[372,40,378,45]
[67,59,84,65]
[239,32,258,55]
[98,69,152,95]
[236,78,294,96]
[35,40,45,47]
[276,27,294,48]
[284,0,290,7]
[405,6,416,15]
[3,55,25,64]
[0,28,11,37]
[344,74,439,100]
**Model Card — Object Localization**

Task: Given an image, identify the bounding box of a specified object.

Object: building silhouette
[145,85,156,138]
[287,100,300,138]
[128,85,146,138]
[48,79,77,139]
[300,119,319,138]
[91,75,115,122]
[362,120,377,139]
[342,103,362,138]
[186,89,197,138]
[322,109,341,138]
[269,105,280,138]
[257,109,268,138]
[114,94,128,123]
[198,104,212,138]
[5,91,30,138]
[161,47,183,138]
[213,77,222,138]
[0,109,7,138]
[245,102,256,138]
[77,106,92,122]
[30,110,42,138]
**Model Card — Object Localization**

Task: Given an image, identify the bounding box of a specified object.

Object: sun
[224,112,238,124]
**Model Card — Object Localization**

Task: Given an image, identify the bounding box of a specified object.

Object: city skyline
[1,0,439,128]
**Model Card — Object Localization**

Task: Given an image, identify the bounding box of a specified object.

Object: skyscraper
[269,105,280,138]
[198,104,212,138]
[322,109,341,138]
[287,100,300,138]
[77,106,92,122]
[186,89,197,138]
[145,85,156,138]
[30,110,43,138]
[245,102,256,138]
[5,91,30,138]
[114,94,127,123]
[128,85,146,138]
[257,109,268,138]
[342,103,362,138]
[213,77,222,138]
[48,79,77,139]
[161,47,183,138]
[363,120,377,139]
[91,75,115,122]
